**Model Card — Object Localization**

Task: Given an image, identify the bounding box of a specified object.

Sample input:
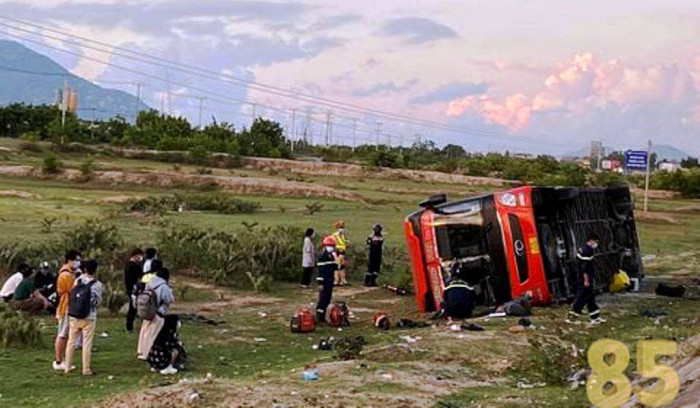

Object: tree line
[0,103,697,197]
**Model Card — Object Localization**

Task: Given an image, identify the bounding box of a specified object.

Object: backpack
[137,284,162,320]
[68,280,96,319]
[290,307,316,333]
[328,302,350,327]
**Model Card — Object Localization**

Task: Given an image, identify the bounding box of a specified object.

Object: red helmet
[322,236,336,246]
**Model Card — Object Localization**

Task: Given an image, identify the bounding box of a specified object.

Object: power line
[0,16,573,148]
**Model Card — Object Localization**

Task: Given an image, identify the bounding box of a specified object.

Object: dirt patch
[98,195,141,204]
[631,188,677,200]
[244,157,513,187]
[0,165,362,202]
[674,203,700,214]
[636,211,682,225]
[0,189,40,199]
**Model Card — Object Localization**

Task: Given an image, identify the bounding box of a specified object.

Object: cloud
[309,14,362,31]
[350,79,418,97]
[447,52,700,132]
[410,82,488,105]
[378,17,457,44]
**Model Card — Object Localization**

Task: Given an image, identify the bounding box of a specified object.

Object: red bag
[328,302,351,327]
[290,307,316,333]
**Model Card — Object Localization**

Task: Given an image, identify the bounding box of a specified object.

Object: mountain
[0,40,147,120]
[563,143,693,161]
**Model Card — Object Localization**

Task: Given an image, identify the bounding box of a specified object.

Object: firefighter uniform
[442,278,475,319]
[365,225,384,287]
[332,222,349,286]
[316,239,338,323]
[571,244,602,322]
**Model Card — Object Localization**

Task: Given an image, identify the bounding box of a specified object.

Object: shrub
[63,218,122,261]
[79,155,96,179]
[41,152,62,174]
[158,224,303,290]
[0,303,42,348]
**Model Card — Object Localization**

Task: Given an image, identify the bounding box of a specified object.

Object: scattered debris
[518,318,532,327]
[461,323,485,332]
[642,254,657,262]
[508,325,526,334]
[302,370,319,381]
[254,338,268,343]
[396,319,429,329]
[384,284,408,296]
[180,314,226,326]
[655,283,686,298]
[399,335,421,344]
[257,311,268,318]
[334,336,366,360]
[100,332,109,338]
[640,309,668,318]
[487,312,507,318]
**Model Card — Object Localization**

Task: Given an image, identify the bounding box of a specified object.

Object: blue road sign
[625,150,648,170]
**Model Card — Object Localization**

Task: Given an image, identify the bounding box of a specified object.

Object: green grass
[1,145,699,406]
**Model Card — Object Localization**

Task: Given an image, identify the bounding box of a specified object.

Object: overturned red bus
[404,186,643,312]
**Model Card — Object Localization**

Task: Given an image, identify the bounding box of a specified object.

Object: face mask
[591,243,599,250]
[338,228,345,233]
[73,260,81,270]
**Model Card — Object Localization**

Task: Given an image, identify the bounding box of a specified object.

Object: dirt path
[0,165,363,201]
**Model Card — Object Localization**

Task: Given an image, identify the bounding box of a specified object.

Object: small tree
[42,152,62,175]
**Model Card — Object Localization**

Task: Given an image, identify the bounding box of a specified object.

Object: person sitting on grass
[147,314,187,375]
[12,263,51,314]
[64,259,103,376]
[0,264,24,302]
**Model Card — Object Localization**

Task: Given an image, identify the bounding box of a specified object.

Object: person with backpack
[52,250,82,372]
[137,268,174,360]
[316,236,338,323]
[364,224,384,287]
[64,259,103,376]
[300,228,316,289]
[124,248,145,333]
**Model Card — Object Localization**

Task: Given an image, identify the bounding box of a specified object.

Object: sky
[0,0,698,155]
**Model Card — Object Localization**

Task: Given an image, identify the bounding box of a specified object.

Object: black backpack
[68,280,96,319]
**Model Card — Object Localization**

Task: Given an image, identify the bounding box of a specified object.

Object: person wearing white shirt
[300,228,316,289]
[1,265,26,301]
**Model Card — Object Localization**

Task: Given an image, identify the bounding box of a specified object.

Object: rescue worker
[364,224,384,287]
[316,236,338,323]
[331,221,349,286]
[569,233,606,325]
[441,263,475,320]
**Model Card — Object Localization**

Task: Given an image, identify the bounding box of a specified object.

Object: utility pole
[643,140,652,214]
[375,121,382,150]
[291,109,297,152]
[352,118,357,151]
[134,82,142,124]
[325,111,332,146]
[196,97,206,129]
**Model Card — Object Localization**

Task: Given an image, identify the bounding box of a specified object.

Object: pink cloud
[447,52,699,130]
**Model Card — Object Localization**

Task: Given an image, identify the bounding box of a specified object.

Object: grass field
[0,142,698,407]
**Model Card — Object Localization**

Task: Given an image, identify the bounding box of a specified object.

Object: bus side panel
[404,218,430,312]
[495,187,552,305]
[420,211,444,312]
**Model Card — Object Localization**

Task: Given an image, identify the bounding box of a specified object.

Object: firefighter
[568,233,606,325]
[364,224,384,287]
[316,236,338,323]
[441,262,475,320]
[332,221,349,286]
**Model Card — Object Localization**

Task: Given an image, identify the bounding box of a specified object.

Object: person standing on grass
[138,267,174,360]
[568,233,606,325]
[52,250,81,372]
[364,224,384,287]
[331,221,349,286]
[316,236,338,323]
[64,259,103,376]
[124,248,145,333]
[300,228,316,289]
[143,247,158,274]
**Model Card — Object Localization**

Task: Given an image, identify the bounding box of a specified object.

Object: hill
[0,40,147,120]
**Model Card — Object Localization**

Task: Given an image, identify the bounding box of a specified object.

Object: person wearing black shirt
[124,248,145,332]
[364,224,384,287]
[569,234,605,325]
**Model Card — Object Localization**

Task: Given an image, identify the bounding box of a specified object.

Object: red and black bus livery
[404,186,643,312]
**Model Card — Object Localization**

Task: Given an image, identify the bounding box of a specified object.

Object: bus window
[508,214,529,283]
